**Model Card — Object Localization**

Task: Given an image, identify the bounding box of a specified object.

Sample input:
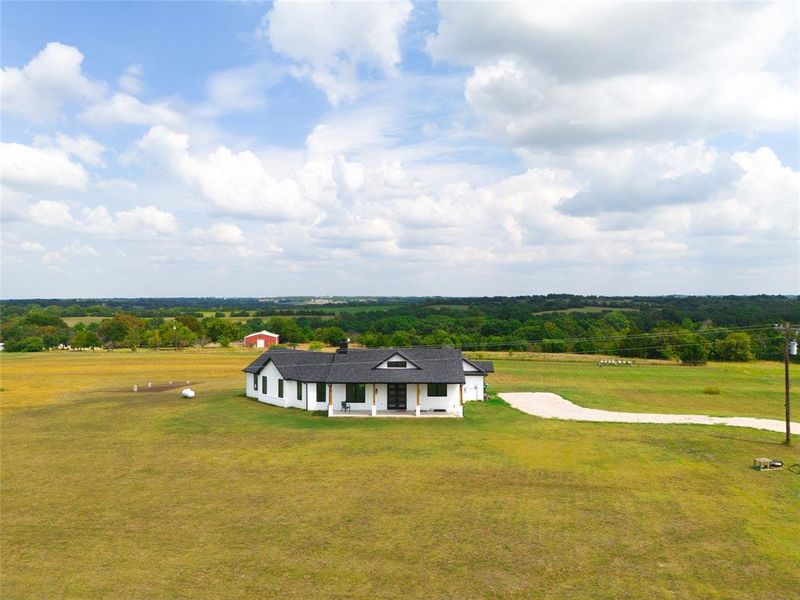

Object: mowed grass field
[484,355,799,419]
[1,350,799,599]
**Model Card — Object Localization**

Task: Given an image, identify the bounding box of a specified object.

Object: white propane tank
[791,340,798,356]
[182,388,196,399]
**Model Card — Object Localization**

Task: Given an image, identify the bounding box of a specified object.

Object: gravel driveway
[499,392,799,435]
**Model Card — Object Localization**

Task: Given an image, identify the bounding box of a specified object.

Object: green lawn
[1,351,799,598]
[486,358,798,419]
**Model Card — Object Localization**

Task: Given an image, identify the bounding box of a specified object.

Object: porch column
[371,383,377,416]
[327,383,333,417]
[457,384,464,417]
[415,383,420,417]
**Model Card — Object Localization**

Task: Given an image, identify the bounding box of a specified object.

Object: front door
[387,383,406,410]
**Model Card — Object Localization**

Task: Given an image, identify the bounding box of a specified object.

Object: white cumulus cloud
[19,241,46,253]
[429,2,799,150]
[33,133,107,167]
[264,0,413,104]
[137,125,313,221]
[189,222,246,245]
[1,142,89,190]
[0,42,106,121]
[118,64,144,95]
[28,200,179,239]
[81,93,183,128]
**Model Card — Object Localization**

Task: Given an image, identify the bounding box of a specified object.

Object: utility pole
[776,322,796,445]
[784,323,791,445]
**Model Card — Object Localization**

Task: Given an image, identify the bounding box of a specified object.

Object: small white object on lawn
[182,388,195,399]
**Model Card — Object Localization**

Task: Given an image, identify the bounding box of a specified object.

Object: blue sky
[1,1,798,298]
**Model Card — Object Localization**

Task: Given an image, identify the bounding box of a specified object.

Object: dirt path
[499,392,799,435]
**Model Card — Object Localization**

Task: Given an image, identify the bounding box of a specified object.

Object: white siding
[463,375,485,401]
[245,373,259,399]
[284,379,305,410]
[255,361,287,408]
[330,383,371,412]
[415,382,460,412]
[247,368,467,416]
[308,382,329,411]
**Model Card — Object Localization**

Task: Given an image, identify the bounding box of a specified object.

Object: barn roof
[244,330,279,338]
[243,347,493,384]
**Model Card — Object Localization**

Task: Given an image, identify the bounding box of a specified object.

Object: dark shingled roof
[243,347,494,384]
[469,360,495,373]
[243,348,333,381]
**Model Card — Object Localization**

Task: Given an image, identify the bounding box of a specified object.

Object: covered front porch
[329,409,458,418]
[324,381,464,417]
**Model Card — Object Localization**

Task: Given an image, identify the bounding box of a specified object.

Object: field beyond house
[1,350,799,598]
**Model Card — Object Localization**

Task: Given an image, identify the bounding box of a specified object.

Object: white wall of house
[253,361,289,408]
[416,383,460,412]
[249,371,467,416]
[463,375,486,401]
[284,379,305,410]
[307,382,328,411]
[246,372,259,400]
[323,382,461,413]
[329,383,368,412]
[462,360,479,372]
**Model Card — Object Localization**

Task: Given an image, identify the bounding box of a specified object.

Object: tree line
[1,296,797,362]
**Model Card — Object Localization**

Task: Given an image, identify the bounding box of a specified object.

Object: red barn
[243,330,280,349]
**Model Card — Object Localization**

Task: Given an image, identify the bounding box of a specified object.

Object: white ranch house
[244,345,494,417]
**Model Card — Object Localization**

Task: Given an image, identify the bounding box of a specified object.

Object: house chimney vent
[337,338,350,353]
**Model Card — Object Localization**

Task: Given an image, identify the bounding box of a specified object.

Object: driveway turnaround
[499,392,800,435]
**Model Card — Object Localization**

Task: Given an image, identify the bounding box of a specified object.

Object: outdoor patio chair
[342,401,351,412]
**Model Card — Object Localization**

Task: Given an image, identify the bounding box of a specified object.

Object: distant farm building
[244,330,280,349]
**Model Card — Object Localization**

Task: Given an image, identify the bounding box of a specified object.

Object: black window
[428,383,447,397]
[387,360,406,368]
[262,376,267,393]
[278,379,284,398]
[316,383,326,404]
[297,382,303,401]
[253,374,258,390]
[346,383,366,403]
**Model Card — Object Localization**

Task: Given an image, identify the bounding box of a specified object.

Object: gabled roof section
[326,347,466,383]
[244,330,279,338]
[244,347,487,383]
[373,350,421,370]
[467,359,495,374]
[242,347,333,379]
[243,351,273,374]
